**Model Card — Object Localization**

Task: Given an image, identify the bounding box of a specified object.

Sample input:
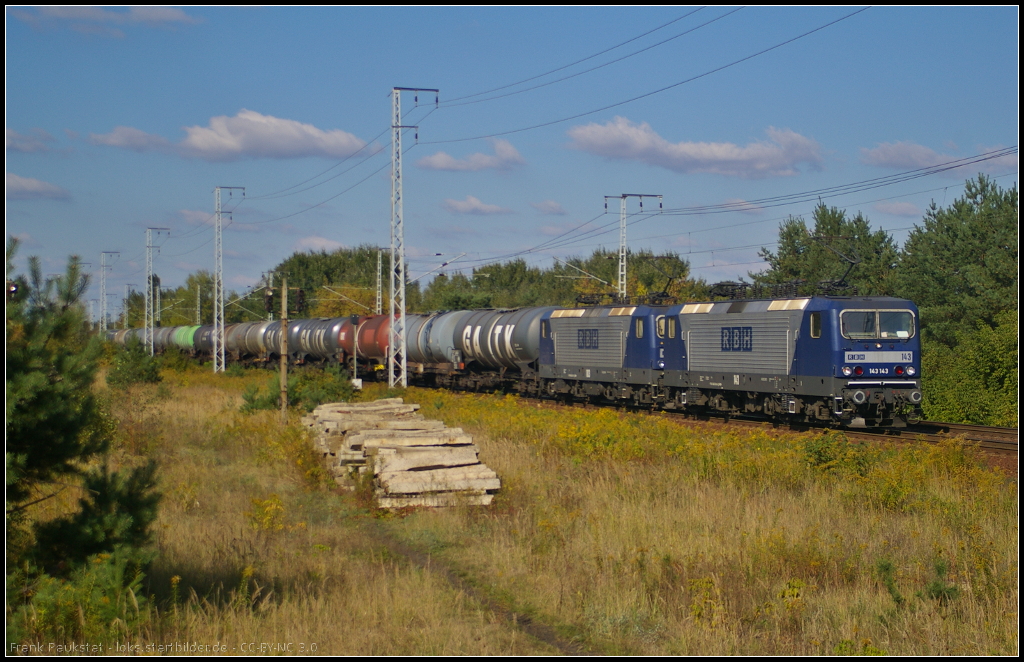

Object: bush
[241,364,354,413]
[7,548,150,644]
[158,345,194,373]
[107,337,162,389]
[921,310,1017,426]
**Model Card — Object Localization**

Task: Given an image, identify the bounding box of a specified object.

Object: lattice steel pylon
[389,87,438,388]
[375,249,383,315]
[605,194,663,302]
[99,251,118,334]
[213,186,244,373]
[144,228,169,355]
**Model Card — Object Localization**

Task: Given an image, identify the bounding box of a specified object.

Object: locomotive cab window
[635,318,644,339]
[810,312,821,339]
[656,316,666,338]
[840,310,915,340]
[668,317,677,339]
[541,320,549,338]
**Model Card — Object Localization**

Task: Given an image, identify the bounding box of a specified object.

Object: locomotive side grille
[688,315,793,374]
[552,317,628,367]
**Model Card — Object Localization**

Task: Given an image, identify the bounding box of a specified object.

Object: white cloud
[417,138,525,171]
[6,128,56,153]
[567,117,823,178]
[859,141,948,169]
[177,209,213,226]
[178,110,366,161]
[530,200,567,216]
[6,173,71,201]
[11,6,201,37]
[294,236,344,253]
[88,126,171,152]
[8,232,41,248]
[975,144,1018,171]
[441,195,514,215]
[860,140,1018,173]
[88,110,367,162]
[874,201,919,217]
[722,198,763,215]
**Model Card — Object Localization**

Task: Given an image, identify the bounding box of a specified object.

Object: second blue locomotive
[535,296,921,428]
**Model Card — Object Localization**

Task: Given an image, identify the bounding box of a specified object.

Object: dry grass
[13,369,1014,655]
[12,369,555,655]
[379,386,1018,655]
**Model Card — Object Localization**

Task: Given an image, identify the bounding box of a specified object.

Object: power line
[446,9,705,104]
[443,8,734,108]
[422,7,870,145]
[433,155,1017,273]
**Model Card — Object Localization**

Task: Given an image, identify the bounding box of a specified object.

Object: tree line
[118,175,1016,424]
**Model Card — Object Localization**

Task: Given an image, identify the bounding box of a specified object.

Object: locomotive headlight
[906,366,917,376]
[842,366,853,377]
[657,360,665,369]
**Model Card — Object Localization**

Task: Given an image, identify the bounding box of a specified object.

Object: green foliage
[33,462,161,572]
[6,245,107,514]
[897,175,1018,347]
[803,432,871,477]
[422,251,706,311]
[754,203,900,295]
[920,311,1017,426]
[158,344,195,373]
[918,558,959,604]
[241,364,354,413]
[7,548,149,644]
[6,240,160,577]
[875,559,905,608]
[272,245,422,317]
[106,336,163,388]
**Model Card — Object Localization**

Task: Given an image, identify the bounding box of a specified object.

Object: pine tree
[6,240,160,572]
[754,204,900,296]
[896,175,1018,346]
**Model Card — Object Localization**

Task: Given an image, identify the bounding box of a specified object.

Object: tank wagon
[109,295,923,428]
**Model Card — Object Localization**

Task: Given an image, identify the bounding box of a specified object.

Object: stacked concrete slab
[302,398,499,508]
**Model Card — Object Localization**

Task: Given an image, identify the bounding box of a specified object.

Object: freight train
[108,295,924,428]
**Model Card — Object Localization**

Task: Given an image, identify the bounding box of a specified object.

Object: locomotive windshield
[840,310,915,340]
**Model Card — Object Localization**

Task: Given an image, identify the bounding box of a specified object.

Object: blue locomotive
[109,295,923,428]
[535,296,922,428]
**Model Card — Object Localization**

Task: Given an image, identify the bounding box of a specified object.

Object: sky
[6,6,1018,321]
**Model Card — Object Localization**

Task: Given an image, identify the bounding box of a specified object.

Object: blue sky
[6,7,1018,319]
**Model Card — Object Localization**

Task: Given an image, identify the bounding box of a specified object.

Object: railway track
[519,396,1018,456]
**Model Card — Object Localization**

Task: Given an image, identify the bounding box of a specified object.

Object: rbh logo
[577,329,599,349]
[721,326,753,351]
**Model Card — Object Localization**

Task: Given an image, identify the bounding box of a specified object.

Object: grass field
[10,367,1017,655]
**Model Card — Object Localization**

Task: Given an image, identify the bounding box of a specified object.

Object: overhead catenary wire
[445,8,705,104]
[442,8,736,108]
[422,7,871,145]
[434,153,1017,273]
